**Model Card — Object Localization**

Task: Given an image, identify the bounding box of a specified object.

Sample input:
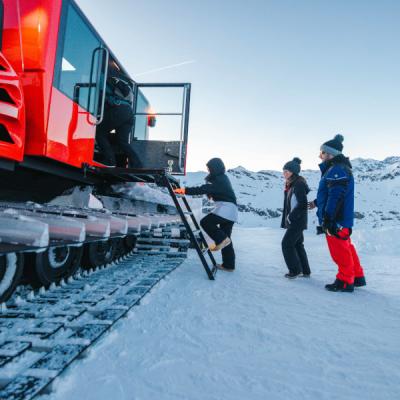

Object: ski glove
[174,188,186,195]
[322,215,338,236]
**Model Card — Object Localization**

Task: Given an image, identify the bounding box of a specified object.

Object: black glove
[322,215,338,236]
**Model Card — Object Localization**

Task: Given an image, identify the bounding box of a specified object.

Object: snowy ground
[44,227,400,400]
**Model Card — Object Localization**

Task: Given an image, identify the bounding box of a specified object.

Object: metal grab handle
[179,84,191,171]
[87,46,109,126]
[96,47,109,125]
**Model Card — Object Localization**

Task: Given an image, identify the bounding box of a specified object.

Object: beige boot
[210,237,231,252]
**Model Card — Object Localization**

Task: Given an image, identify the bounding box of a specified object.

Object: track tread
[0,253,185,399]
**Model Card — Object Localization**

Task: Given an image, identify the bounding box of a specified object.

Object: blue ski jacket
[316,155,354,228]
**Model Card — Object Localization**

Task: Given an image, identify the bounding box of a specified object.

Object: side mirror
[147,115,156,128]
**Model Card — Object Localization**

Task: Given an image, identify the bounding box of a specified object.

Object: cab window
[54,2,102,115]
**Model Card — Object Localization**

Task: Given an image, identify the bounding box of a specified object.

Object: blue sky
[77,0,400,171]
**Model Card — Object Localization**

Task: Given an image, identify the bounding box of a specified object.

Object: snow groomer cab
[0,0,191,301]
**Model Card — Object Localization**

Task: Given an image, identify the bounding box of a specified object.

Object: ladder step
[197,237,208,247]
[199,245,211,254]
[183,211,193,216]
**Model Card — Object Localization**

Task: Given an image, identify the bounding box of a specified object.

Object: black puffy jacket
[185,158,237,204]
[281,175,310,230]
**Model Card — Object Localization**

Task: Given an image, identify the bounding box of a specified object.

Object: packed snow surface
[45,227,400,400]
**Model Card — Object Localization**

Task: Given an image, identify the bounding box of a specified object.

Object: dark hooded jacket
[281,175,310,230]
[185,158,237,204]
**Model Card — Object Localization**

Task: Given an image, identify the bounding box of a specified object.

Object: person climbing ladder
[174,158,238,272]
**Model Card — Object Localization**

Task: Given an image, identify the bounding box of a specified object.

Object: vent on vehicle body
[0,88,15,104]
[0,124,14,143]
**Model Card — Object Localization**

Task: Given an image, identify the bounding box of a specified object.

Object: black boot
[354,276,366,287]
[284,272,300,279]
[325,279,354,292]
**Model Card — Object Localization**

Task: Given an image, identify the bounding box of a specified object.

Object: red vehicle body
[1,0,91,167]
[0,0,192,303]
[0,0,190,192]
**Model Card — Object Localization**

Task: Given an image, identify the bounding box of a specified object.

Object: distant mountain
[181,157,400,228]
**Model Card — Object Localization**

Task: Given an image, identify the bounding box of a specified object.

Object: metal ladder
[163,177,217,280]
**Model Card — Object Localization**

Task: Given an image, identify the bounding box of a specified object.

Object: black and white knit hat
[320,134,344,156]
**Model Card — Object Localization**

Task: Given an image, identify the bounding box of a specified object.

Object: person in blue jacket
[309,135,366,292]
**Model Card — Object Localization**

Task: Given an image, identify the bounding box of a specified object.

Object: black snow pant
[200,213,235,270]
[96,104,142,167]
[281,227,311,275]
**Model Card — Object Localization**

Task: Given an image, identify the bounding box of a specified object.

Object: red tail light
[147,115,156,128]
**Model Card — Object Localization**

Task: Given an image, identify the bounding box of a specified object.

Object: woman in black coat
[174,158,237,272]
[281,157,311,279]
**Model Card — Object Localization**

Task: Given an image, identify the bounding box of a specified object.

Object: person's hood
[319,154,352,173]
[205,158,226,181]
[332,154,352,169]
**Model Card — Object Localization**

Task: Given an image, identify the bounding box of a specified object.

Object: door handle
[87,46,109,126]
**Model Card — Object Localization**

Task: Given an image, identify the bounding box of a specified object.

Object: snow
[88,194,103,209]
[43,226,400,400]
[112,183,174,206]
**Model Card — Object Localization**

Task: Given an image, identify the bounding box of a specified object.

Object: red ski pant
[325,228,364,284]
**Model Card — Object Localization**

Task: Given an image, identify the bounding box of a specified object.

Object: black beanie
[321,134,344,156]
[283,157,302,175]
